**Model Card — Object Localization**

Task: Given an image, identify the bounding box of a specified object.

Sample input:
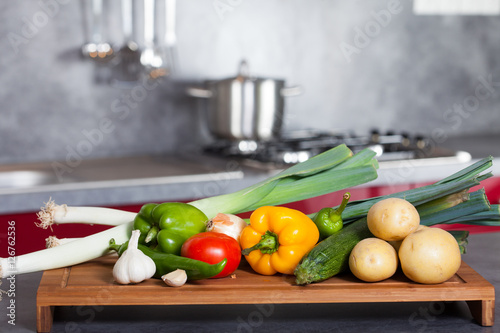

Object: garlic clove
[162,269,188,287]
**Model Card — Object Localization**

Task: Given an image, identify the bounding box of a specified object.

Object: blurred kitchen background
[4,4,500,330]
[2,0,500,165]
[3,0,500,256]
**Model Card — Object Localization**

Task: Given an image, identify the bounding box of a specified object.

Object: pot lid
[213,60,285,84]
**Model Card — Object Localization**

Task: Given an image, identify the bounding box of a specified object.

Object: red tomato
[181,232,241,278]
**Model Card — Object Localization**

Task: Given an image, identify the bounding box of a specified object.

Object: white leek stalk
[45,236,81,248]
[0,222,132,278]
[36,199,137,229]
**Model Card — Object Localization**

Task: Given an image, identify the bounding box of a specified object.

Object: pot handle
[186,87,213,98]
[280,85,302,97]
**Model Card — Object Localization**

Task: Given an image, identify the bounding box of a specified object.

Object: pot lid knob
[237,59,250,79]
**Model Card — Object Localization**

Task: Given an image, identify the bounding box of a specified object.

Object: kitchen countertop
[0,153,269,214]
[0,134,499,215]
[0,231,498,332]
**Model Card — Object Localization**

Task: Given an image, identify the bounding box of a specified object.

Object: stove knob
[401,132,411,147]
[415,135,428,150]
[237,140,259,153]
[370,129,380,143]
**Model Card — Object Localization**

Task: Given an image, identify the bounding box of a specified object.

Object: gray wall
[1,0,500,165]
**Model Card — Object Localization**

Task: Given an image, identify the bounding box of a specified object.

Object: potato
[367,198,420,241]
[398,227,461,284]
[388,225,428,252]
[349,238,398,282]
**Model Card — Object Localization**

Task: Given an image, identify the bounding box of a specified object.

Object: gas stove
[204,130,469,167]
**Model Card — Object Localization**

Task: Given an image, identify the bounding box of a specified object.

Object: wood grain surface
[36,257,495,332]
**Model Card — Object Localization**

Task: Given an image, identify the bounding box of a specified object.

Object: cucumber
[294,217,373,285]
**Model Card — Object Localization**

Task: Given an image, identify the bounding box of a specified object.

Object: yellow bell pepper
[240,206,320,275]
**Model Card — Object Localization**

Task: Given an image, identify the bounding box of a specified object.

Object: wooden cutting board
[36,257,495,332]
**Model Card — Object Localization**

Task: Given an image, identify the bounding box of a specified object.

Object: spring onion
[45,236,81,248]
[36,199,137,229]
[0,222,133,278]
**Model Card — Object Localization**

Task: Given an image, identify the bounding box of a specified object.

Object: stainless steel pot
[186,60,301,141]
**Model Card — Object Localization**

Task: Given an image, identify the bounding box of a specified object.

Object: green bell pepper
[133,203,158,244]
[313,192,351,240]
[133,202,208,255]
[109,239,226,280]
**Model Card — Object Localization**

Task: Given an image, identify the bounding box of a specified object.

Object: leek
[191,146,378,218]
[314,156,494,224]
[5,145,378,277]
[444,204,500,225]
[419,189,490,226]
[449,230,470,254]
[5,153,498,278]
[37,145,378,228]
[244,149,378,212]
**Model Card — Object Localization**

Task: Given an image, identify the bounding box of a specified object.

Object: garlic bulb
[206,213,247,242]
[162,269,188,287]
[113,229,156,284]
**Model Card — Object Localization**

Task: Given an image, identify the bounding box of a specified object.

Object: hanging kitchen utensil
[80,0,113,61]
[163,0,178,73]
[140,0,170,79]
[186,60,302,142]
[112,0,142,83]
